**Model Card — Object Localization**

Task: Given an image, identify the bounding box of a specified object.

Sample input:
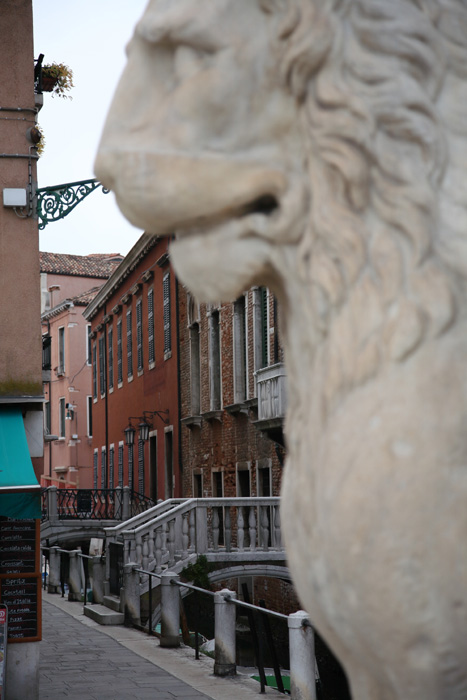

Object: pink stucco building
[40,252,122,487]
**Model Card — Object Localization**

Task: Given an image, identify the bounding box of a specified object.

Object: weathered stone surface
[96,2,467,698]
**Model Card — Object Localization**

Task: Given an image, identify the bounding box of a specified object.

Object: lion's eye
[174,45,210,81]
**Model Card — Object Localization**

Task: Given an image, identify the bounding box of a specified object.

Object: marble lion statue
[96,1,467,697]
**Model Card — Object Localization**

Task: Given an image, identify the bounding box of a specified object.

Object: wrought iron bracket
[36,178,109,230]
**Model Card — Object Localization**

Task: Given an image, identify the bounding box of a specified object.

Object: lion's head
[96,2,467,696]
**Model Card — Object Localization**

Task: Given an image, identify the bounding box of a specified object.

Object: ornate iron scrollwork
[36,178,109,229]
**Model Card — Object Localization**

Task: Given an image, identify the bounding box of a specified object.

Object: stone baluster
[182,514,189,559]
[123,537,130,565]
[162,521,167,551]
[155,527,163,573]
[168,519,175,566]
[274,505,281,549]
[136,533,143,566]
[129,537,136,563]
[213,508,220,551]
[142,535,149,570]
[225,507,232,552]
[237,508,245,551]
[189,509,196,551]
[249,507,257,551]
[148,525,155,567]
[261,506,269,551]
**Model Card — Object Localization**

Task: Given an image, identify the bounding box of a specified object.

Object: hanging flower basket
[41,75,59,92]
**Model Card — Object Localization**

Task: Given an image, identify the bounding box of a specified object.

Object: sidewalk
[39,591,273,700]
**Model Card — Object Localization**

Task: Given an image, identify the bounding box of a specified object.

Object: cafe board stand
[0,406,43,699]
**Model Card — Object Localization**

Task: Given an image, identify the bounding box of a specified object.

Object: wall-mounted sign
[0,519,41,643]
[0,604,7,700]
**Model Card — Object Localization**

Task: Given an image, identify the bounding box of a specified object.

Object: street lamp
[124,424,135,447]
[138,421,150,443]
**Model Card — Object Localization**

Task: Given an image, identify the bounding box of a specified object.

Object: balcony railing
[255,363,287,422]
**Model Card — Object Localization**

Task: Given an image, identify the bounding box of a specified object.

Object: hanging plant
[41,63,74,99]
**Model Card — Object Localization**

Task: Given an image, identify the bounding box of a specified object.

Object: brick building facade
[179,287,285,502]
[84,235,181,501]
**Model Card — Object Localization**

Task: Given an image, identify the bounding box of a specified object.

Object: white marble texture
[96,2,467,697]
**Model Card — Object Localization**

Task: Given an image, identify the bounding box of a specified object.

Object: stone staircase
[83,594,124,625]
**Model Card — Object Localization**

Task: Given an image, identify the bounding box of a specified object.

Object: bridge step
[103,594,121,612]
[83,603,124,626]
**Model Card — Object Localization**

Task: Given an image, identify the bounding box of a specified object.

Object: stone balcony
[254,362,287,446]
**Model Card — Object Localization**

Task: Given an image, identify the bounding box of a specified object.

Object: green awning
[0,406,41,519]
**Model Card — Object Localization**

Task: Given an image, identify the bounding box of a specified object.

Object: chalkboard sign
[0,518,40,643]
[0,520,36,575]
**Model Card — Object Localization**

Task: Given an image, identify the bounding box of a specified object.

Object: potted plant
[41,63,74,99]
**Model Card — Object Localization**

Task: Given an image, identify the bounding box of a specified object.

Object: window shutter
[101,447,107,489]
[117,319,123,384]
[128,444,134,492]
[99,335,106,395]
[148,288,155,364]
[138,439,144,495]
[163,273,171,354]
[109,446,114,490]
[92,343,97,399]
[136,299,143,371]
[108,327,114,390]
[127,309,133,377]
[260,287,268,368]
[118,444,124,487]
[93,451,98,490]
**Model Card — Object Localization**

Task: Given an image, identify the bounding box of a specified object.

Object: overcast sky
[33,0,148,257]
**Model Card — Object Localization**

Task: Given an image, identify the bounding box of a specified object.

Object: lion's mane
[262,0,467,413]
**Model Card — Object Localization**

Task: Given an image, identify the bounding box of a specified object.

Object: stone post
[48,546,61,594]
[214,589,237,677]
[160,571,180,647]
[68,551,82,601]
[195,506,207,553]
[48,485,58,523]
[122,486,131,521]
[122,563,141,626]
[91,556,106,604]
[288,611,316,700]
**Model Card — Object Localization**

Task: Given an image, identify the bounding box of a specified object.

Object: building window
[87,396,93,437]
[209,310,221,411]
[117,318,123,385]
[212,470,224,545]
[109,445,115,490]
[118,443,124,487]
[128,444,134,492]
[86,324,92,365]
[42,334,51,371]
[148,288,155,365]
[44,400,51,435]
[163,272,171,356]
[126,309,133,378]
[233,296,247,403]
[99,334,106,396]
[138,438,144,495]
[193,473,203,498]
[108,326,114,391]
[101,446,107,489]
[58,326,65,374]
[92,342,97,399]
[190,323,200,415]
[93,450,98,489]
[59,397,66,438]
[253,287,269,391]
[136,299,143,372]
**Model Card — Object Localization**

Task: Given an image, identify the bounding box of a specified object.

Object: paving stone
[39,601,215,700]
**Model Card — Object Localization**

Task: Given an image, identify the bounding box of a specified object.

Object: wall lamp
[124,409,169,446]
